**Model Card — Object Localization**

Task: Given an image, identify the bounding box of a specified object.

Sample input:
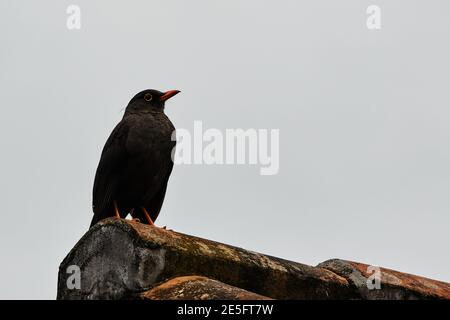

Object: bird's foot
[113,200,121,219]
[140,207,172,230]
[141,207,155,226]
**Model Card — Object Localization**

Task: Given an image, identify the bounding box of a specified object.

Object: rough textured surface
[319,259,450,300]
[57,218,354,299]
[141,276,271,300]
[57,218,450,300]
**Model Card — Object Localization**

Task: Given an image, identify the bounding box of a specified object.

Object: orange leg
[141,208,170,230]
[141,207,155,226]
[113,200,121,219]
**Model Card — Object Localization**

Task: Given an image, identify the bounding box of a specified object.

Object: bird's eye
[144,93,153,102]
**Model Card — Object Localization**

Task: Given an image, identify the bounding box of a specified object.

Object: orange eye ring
[144,93,153,102]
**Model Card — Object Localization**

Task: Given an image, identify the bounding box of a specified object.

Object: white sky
[0,1,449,299]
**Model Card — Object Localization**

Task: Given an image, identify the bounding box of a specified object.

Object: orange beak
[160,90,180,102]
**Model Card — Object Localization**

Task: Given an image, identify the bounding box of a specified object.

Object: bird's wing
[140,161,173,223]
[91,121,129,227]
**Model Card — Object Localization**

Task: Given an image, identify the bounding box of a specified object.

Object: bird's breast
[125,114,175,157]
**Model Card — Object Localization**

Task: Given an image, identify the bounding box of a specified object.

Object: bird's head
[125,89,180,114]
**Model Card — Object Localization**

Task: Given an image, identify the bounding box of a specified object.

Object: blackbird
[90,89,180,228]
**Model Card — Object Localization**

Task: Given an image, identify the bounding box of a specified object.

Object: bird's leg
[113,200,121,219]
[141,207,155,226]
[141,207,171,230]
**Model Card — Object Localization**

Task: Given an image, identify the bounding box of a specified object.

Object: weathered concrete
[319,259,450,300]
[57,218,450,300]
[57,218,354,299]
[141,276,271,300]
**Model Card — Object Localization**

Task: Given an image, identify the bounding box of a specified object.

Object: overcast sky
[0,1,449,299]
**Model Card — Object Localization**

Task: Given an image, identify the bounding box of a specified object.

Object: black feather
[90,89,178,228]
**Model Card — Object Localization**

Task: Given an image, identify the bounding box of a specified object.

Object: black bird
[90,89,180,228]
